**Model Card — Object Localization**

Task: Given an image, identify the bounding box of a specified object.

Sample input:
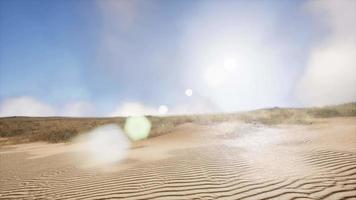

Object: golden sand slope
[1,118,356,200]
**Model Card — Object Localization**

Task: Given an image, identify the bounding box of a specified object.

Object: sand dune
[1,117,356,199]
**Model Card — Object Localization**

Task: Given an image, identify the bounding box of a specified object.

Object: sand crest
[1,118,356,199]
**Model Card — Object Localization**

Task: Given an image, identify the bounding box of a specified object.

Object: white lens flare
[84,124,130,165]
[224,57,237,71]
[158,105,168,115]
[185,89,193,97]
[204,57,237,87]
[124,116,151,141]
[204,66,226,86]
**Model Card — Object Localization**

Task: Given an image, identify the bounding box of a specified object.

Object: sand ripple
[1,118,356,199]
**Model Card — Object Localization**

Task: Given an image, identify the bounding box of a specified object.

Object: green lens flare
[124,116,151,141]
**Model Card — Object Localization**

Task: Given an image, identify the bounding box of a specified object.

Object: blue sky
[0,0,355,116]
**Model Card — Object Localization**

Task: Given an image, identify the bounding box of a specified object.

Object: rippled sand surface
[1,117,356,200]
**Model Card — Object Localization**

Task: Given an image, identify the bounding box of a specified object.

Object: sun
[204,57,237,87]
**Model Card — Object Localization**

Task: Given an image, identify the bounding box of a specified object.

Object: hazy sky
[0,0,355,117]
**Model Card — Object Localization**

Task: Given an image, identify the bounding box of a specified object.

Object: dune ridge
[1,117,355,199]
[0,102,355,145]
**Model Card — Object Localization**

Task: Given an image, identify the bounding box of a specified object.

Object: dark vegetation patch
[0,103,355,145]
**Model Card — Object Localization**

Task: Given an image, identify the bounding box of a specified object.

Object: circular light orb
[124,116,151,141]
[223,57,237,71]
[158,105,168,115]
[185,89,193,97]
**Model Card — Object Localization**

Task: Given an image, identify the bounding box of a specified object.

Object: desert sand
[1,117,356,199]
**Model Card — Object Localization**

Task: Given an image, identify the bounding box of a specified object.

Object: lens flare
[84,124,130,165]
[204,66,226,86]
[223,57,237,71]
[124,116,151,141]
[185,89,193,97]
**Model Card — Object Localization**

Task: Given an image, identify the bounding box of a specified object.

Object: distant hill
[0,102,355,145]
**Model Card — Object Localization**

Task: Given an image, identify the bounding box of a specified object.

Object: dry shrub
[0,102,355,144]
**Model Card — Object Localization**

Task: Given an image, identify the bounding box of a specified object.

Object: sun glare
[185,89,193,97]
[203,57,238,87]
[204,66,226,87]
[223,57,237,71]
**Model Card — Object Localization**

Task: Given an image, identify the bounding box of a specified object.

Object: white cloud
[169,104,213,115]
[110,102,158,117]
[297,0,356,106]
[0,96,55,117]
[0,97,95,117]
[0,97,219,117]
[62,102,94,117]
[169,96,219,115]
[109,99,219,117]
